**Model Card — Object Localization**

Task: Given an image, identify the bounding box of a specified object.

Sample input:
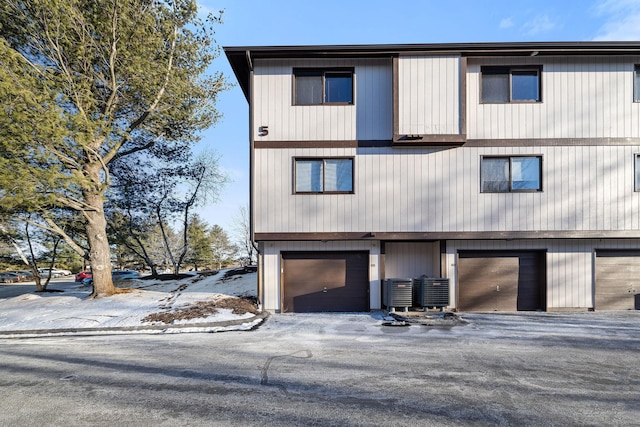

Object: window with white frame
[481,66,542,103]
[294,158,354,194]
[293,68,354,105]
[481,156,542,192]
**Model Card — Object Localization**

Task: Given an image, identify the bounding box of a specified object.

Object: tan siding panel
[255,145,640,234]
[385,242,439,278]
[398,55,461,135]
[467,56,640,140]
[253,58,391,142]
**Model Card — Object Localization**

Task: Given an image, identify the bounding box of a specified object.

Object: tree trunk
[85,191,115,297]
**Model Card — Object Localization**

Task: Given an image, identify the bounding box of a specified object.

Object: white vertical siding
[255,145,640,234]
[253,58,392,142]
[467,56,640,139]
[384,242,440,278]
[398,55,461,135]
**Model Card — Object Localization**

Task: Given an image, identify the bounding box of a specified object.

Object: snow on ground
[0,268,259,335]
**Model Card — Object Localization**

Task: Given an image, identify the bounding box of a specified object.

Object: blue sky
[194,0,640,231]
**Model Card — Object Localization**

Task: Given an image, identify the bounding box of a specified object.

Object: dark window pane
[324,159,353,192]
[325,73,353,103]
[512,157,541,190]
[482,72,509,103]
[482,158,510,192]
[512,70,540,101]
[296,75,322,104]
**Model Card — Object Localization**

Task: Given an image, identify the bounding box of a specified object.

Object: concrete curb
[0,310,270,339]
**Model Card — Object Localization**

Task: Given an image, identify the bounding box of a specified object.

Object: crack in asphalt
[260,350,313,394]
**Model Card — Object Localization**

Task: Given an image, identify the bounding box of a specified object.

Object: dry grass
[142,297,259,324]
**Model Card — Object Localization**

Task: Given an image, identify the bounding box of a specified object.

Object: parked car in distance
[82,270,141,286]
[75,271,92,282]
[0,272,25,283]
[11,270,34,280]
[112,270,141,281]
[38,268,72,278]
[38,268,61,278]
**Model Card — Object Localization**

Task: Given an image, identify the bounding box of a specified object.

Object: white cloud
[499,17,515,29]
[523,14,557,35]
[593,0,640,15]
[594,13,640,40]
[593,0,640,40]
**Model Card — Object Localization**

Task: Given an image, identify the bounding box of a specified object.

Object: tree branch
[111,134,161,161]
[102,2,120,118]
[41,8,88,124]
[20,215,88,259]
[103,24,179,164]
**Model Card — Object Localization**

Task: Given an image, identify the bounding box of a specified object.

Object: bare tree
[231,205,256,266]
[109,150,228,275]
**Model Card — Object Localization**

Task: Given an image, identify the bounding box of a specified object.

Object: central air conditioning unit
[413,277,450,311]
[383,278,413,312]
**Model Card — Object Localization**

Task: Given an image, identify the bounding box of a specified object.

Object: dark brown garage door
[595,251,640,310]
[282,251,369,313]
[458,251,546,312]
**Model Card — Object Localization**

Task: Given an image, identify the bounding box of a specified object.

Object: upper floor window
[634,65,640,102]
[293,68,354,105]
[294,157,354,194]
[481,156,542,193]
[481,66,542,103]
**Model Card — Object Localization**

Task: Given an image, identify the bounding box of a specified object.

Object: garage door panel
[285,259,346,293]
[458,283,509,312]
[458,254,518,311]
[595,252,640,310]
[282,252,369,313]
[460,258,518,278]
[458,251,545,312]
[292,292,365,313]
[597,289,636,308]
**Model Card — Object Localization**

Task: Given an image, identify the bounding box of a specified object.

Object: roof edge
[224,41,640,101]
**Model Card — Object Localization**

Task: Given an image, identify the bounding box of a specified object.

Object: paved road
[0,311,638,426]
[0,277,78,299]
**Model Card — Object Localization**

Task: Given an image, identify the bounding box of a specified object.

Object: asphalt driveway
[0,310,638,426]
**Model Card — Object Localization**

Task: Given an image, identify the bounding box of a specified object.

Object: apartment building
[225,42,640,312]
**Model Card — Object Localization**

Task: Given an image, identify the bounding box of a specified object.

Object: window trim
[480,66,542,104]
[634,153,640,191]
[292,67,355,106]
[293,157,355,194]
[634,65,640,103]
[480,155,543,193]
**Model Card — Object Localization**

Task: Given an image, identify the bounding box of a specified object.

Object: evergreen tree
[0,1,226,296]
[185,215,213,271]
[209,225,237,270]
